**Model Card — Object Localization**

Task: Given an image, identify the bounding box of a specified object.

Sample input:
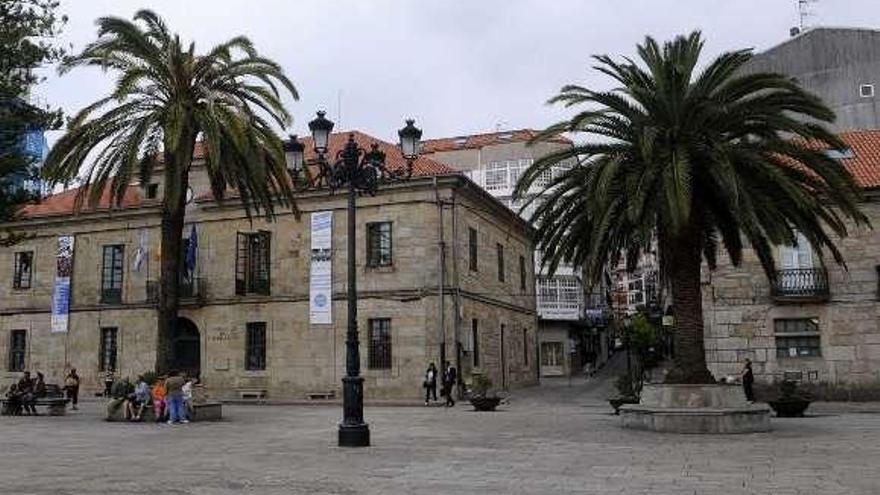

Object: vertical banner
[309,211,333,325]
[51,235,75,333]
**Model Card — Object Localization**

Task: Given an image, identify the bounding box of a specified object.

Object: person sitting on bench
[18,371,37,415]
[3,383,23,415]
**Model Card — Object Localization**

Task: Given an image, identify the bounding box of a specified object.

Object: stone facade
[0,172,537,400]
[704,192,880,388]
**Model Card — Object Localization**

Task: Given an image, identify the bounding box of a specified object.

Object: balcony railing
[772,268,829,302]
[146,278,206,306]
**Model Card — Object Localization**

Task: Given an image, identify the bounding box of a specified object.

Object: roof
[20,185,145,218]
[297,130,455,177]
[420,129,571,154]
[834,129,880,189]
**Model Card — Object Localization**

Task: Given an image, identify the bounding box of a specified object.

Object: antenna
[797,0,818,30]
[336,89,342,128]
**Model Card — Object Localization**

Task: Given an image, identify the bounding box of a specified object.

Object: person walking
[442,361,457,407]
[742,358,755,403]
[423,363,438,405]
[103,370,114,398]
[164,371,188,425]
[182,376,194,420]
[64,368,80,410]
[18,371,37,415]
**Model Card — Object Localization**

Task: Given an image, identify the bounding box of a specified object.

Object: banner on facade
[50,235,75,333]
[309,211,333,325]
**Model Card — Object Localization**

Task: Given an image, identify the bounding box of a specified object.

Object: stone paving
[2,374,880,494]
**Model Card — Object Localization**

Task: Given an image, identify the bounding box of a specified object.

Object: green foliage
[0,0,66,244]
[110,378,133,399]
[516,30,868,284]
[615,374,640,399]
[42,9,299,219]
[471,374,493,397]
[140,370,159,386]
[778,380,810,400]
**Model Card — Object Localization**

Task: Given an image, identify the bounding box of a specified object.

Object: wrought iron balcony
[771,268,829,302]
[145,278,206,306]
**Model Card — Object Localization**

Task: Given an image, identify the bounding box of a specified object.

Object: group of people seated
[120,370,197,425]
[3,371,47,415]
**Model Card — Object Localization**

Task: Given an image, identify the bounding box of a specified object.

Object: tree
[0,0,66,244]
[517,32,868,384]
[43,10,299,371]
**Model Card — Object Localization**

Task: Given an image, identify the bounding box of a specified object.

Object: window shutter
[235,233,247,295]
[261,231,271,295]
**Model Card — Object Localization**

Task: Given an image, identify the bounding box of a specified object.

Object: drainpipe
[451,183,462,398]
[434,177,446,370]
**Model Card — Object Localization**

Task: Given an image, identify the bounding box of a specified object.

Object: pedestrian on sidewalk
[164,371,188,425]
[442,361,457,407]
[742,358,755,403]
[64,368,80,410]
[424,363,438,405]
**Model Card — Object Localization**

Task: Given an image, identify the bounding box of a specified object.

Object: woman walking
[742,358,755,403]
[423,363,438,405]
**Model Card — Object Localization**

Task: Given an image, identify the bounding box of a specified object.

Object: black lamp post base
[338,423,370,447]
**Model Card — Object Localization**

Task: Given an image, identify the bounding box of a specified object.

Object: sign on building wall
[50,235,75,333]
[309,211,333,325]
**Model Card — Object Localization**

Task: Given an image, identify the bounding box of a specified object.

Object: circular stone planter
[619,384,771,434]
[469,397,502,411]
[767,399,810,417]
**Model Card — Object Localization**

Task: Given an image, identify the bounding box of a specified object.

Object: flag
[185,224,198,277]
[133,229,147,272]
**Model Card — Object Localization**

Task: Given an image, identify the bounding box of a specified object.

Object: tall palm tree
[516,32,868,384]
[43,10,298,371]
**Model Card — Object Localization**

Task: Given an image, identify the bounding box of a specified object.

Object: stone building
[743,27,880,131]
[0,130,538,400]
[421,130,611,378]
[704,129,880,388]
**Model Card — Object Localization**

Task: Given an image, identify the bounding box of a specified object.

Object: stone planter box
[767,399,810,417]
[469,397,502,411]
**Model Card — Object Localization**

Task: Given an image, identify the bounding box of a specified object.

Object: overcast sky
[33,0,880,144]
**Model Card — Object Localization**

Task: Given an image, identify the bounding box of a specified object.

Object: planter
[470,396,502,412]
[767,399,811,417]
[609,396,639,415]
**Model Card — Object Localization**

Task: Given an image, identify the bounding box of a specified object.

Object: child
[151,377,167,422]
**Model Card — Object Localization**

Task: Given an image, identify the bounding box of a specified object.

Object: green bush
[471,375,493,397]
[141,371,160,386]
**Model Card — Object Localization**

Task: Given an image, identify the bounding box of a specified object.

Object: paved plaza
[2,374,880,495]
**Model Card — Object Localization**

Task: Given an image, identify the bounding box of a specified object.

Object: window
[146,183,159,199]
[779,232,813,269]
[468,227,478,271]
[541,341,563,367]
[519,255,527,293]
[472,319,480,367]
[101,245,125,304]
[366,222,393,267]
[13,251,33,289]
[496,244,505,282]
[484,161,508,190]
[99,327,118,372]
[522,328,529,366]
[368,318,392,370]
[775,318,821,358]
[860,84,875,98]
[245,322,267,370]
[236,232,271,295]
[8,330,26,372]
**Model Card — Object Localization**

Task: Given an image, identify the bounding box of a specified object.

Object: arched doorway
[172,317,201,377]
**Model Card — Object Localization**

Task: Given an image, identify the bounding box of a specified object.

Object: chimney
[790,27,801,37]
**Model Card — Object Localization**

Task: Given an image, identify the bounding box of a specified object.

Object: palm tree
[43,10,298,371]
[517,32,868,384]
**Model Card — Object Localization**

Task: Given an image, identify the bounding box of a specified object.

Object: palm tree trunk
[155,140,194,373]
[664,227,715,384]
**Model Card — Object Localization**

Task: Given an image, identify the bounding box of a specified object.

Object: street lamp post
[295,111,422,447]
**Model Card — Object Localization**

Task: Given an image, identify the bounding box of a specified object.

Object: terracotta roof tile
[20,185,145,218]
[420,129,571,154]
[834,129,880,189]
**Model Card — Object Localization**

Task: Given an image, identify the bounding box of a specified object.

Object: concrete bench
[2,384,69,416]
[307,390,336,400]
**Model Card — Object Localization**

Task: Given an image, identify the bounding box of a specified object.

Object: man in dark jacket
[442,362,457,407]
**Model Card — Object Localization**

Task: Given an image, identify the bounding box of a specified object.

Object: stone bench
[105,398,222,422]
[306,390,336,400]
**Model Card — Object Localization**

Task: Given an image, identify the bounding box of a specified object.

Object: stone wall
[0,176,537,399]
[704,196,880,387]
